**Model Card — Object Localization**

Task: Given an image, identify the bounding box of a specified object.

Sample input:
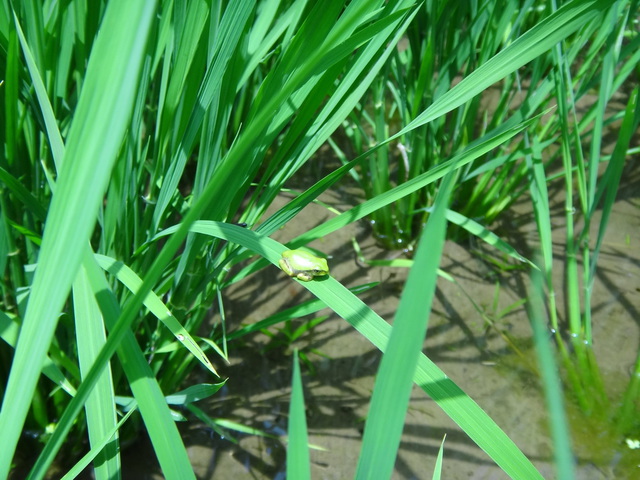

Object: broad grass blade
[287,350,311,480]
[356,172,456,478]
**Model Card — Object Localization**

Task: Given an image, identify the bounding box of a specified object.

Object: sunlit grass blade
[287,350,310,480]
[8,2,202,476]
[0,2,157,474]
[443,209,535,267]
[432,435,446,480]
[94,254,220,376]
[72,268,120,480]
[356,172,456,479]
[390,0,610,141]
[29,249,197,479]
[60,408,138,480]
[163,382,227,405]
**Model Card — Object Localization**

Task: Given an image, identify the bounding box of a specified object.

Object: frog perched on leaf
[279,249,329,281]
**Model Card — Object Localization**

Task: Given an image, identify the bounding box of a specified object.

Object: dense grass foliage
[0,1,637,479]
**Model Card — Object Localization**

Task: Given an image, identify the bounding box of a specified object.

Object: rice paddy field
[0,1,639,479]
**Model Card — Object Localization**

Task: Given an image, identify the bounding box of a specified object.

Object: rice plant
[525,0,639,445]
[0,0,636,479]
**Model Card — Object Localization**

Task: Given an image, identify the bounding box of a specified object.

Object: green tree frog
[279,249,329,281]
